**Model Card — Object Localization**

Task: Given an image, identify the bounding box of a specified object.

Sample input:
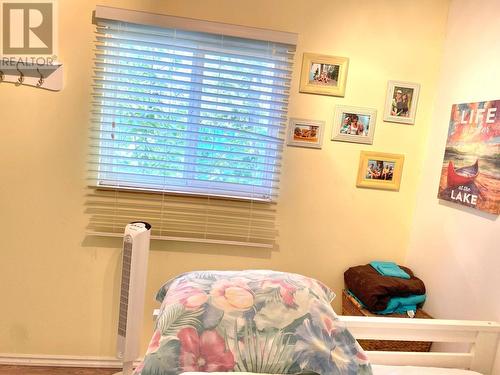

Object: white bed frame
[339,315,500,375]
[152,310,499,374]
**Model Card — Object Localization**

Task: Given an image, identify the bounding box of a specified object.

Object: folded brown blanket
[344,264,426,311]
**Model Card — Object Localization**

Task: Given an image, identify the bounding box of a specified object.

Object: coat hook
[16,62,24,86]
[36,67,45,88]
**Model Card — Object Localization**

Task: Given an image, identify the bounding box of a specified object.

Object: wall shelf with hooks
[0,62,63,91]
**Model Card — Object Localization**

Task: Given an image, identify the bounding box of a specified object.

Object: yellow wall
[0,0,449,356]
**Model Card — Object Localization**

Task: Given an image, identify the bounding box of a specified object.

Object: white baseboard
[0,353,142,368]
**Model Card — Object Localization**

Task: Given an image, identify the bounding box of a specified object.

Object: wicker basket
[342,290,432,352]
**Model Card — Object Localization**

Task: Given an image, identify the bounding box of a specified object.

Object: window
[92,15,295,201]
[88,7,297,247]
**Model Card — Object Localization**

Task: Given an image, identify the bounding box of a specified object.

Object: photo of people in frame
[293,124,319,143]
[391,86,414,117]
[339,112,370,136]
[308,63,340,87]
[366,160,395,181]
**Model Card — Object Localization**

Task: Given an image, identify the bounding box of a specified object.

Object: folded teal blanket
[370,261,410,279]
[378,294,426,315]
[347,290,426,315]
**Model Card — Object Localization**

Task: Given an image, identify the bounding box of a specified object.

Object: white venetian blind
[87,8,297,247]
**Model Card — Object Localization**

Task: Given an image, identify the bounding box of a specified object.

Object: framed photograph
[287,118,325,149]
[356,151,405,191]
[331,105,377,145]
[299,53,349,97]
[383,81,420,124]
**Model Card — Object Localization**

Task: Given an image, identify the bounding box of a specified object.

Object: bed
[182,369,482,375]
[149,316,499,375]
[339,315,499,374]
[139,270,500,375]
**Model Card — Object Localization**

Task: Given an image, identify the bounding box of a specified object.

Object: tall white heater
[114,222,151,375]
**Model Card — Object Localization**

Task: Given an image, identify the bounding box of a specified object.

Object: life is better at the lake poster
[437,100,500,215]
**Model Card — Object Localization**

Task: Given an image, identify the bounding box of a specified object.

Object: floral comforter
[135,270,372,375]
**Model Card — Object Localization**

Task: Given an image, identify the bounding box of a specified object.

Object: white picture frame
[287,118,325,149]
[331,105,377,145]
[383,80,420,124]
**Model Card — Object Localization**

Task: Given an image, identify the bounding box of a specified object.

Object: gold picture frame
[356,151,405,191]
[299,53,349,97]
